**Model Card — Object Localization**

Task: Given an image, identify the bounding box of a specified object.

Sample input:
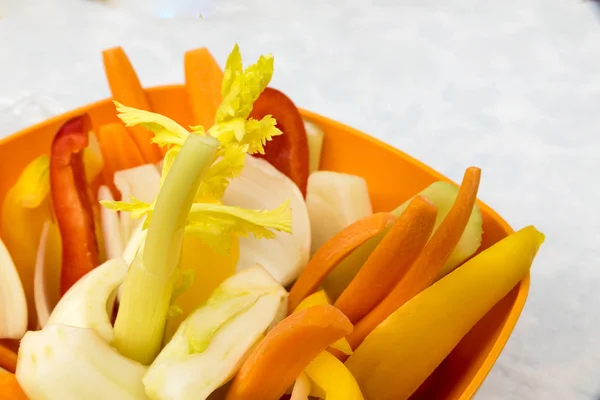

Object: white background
[0,0,599,398]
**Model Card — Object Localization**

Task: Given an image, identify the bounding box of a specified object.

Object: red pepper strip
[50,115,99,295]
[250,87,310,196]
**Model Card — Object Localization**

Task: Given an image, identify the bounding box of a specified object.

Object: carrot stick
[184,48,224,129]
[102,46,161,163]
[288,213,396,311]
[0,345,17,373]
[96,123,146,198]
[225,304,353,400]
[334,196,437,323]
[347,167,481,349]
[0,373,28,400]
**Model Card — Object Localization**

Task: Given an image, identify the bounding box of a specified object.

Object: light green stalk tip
[113,134,219,365]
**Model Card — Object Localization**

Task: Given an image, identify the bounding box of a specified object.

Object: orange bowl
[0,85,528,399]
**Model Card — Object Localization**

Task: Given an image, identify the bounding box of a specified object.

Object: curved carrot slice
[335,196,437,323]
[97,123,146,198]
[348,167,481,348]
[50,115,99,295]
[185,48,224,129]
[102,46,162,163]
[250,88,310,195]
[225,304,353,400]
[0,344,17,373]
[288,213,396,311]
[0,373,28,400]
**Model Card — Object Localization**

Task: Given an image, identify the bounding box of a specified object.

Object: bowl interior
[0,86,528,400]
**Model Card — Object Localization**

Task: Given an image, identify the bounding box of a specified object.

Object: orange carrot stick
[0,373,28,400]
[0,344,17,373]
[184,48,224,129]
[288,213,396,311]
[102,46,161,163]
[96,122,146,198]
[334,196,437,323]
[225,305,353,400]
[347,167,481,349]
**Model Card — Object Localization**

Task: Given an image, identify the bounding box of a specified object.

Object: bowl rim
[0,84,530,399]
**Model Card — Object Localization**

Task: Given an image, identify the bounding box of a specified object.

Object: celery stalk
[113,134,219,364]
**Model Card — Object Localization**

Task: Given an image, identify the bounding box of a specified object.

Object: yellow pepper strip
[1,156,53,329]
[294,290,353,356]
[305,351,364,400]
[345,225,545,400]
[163,236,239,341]
[83,131,104,183]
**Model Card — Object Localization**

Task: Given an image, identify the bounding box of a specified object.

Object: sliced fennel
[17,325,149,400]
[304,119,324,173]
[144,266,287,400]
[0,236,27,339]
[17,258,148,400]
[223,155,311,286]
[47,258,128,343]
[306,171,372,254]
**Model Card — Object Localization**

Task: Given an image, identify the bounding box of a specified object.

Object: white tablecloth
[1,0,599,398]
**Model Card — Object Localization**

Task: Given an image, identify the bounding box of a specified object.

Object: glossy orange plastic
[0,85,528,400]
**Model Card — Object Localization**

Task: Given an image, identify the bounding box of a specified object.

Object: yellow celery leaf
[83,131,104,183]
[99,195,151,220]
[160,147,181,186]
[188,125,206,135]
[243,116,282,155]
[114,101,189,147]
[221,43,243,98]
[195,144,248,202]
[207,118,247,144]
[187,200,292,245]
[239,54,274,110]
[1,155,53,329]
[163,236,239,342]
[207,116,282,156]
[215,47,274,123]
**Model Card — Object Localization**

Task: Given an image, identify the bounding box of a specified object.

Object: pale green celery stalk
[113,134,219,365]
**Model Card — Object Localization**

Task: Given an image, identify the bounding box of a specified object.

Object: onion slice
[306,171,372,254]
[0,237,27,339]
[33,221,62,329]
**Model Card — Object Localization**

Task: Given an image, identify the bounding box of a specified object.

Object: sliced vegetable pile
[0,44,545,400]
